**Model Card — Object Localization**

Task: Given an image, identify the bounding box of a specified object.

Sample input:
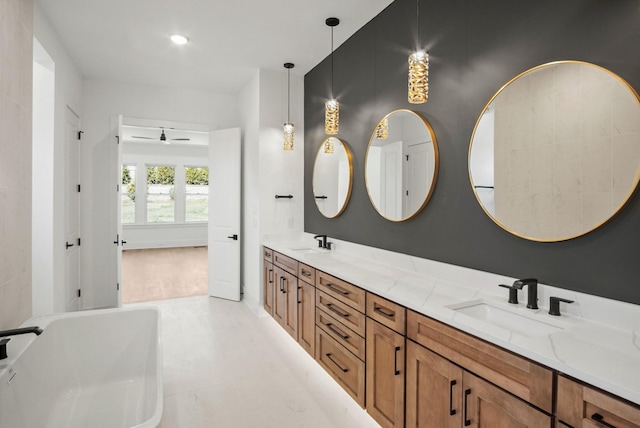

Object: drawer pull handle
[326,283,349,295]
[326,323,349,340]
[326,353,349,373]
[591,413,617,428]
[449,380,457,416]
[265,252,271,258]
[268,269,273,283]
[280,277,286,293]
[374,306,395,318]
[297,286,301,304]
[394,346,401,375]
[301,270,312,277]
[463,388,471,426]
[326,303,349,318]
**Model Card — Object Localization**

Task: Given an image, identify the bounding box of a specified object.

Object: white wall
[33,4,83,315]
[80,78,239,309]
[241,69,305,313]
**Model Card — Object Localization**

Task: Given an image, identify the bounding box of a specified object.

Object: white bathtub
[0,306,162,428]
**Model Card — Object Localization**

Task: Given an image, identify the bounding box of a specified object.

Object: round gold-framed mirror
[469,61,640,242]
[312,137,354,218]
[365,109,439,222]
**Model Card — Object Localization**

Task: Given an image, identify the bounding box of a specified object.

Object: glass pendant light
[283,63,294,150]
[408,0,429,104]
[325,17,340,135]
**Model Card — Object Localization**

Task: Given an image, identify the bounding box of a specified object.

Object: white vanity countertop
[263,238,640,406]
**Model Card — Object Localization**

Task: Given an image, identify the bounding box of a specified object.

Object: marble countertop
[263,238,640,406]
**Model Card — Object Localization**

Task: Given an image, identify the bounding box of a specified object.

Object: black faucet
[313,234,330,249]
[0,326,43,360]
[499,278,538,309]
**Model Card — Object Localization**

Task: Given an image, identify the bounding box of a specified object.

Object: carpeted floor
[122,246,208,304]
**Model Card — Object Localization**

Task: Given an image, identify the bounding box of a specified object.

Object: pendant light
[283,62,295,151]
[408,0,429,104]
[375,117,388,139]
[325,17,340,135]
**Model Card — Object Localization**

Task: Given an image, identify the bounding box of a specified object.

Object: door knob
[65,242,74,249]
[227,234,238,240]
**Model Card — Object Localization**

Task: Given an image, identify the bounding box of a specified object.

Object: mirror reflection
[469,61,640,241]
[313,138,353,218]
[365,109,439,221]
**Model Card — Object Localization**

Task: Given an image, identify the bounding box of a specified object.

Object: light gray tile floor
[128,296,380,428]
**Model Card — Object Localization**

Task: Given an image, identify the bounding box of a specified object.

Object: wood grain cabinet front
[556,374,640,428]
[297,280,315,357]
[263,258,274,315]
[272,266,298,340]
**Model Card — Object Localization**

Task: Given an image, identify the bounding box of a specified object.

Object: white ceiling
[36,0,394,95]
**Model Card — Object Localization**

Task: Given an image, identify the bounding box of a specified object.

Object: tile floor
[127,295,380,427]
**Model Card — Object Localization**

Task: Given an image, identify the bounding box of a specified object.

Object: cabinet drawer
[366,292,406,335]
[316,328,365,407]
[273,251,298,275]
[316,290,366,336]
[557,374,640,428]
[407,310,553,413]
[316,308,365,361]
[263,247,273,262]
[316,270,365,311]
[298,263,316,285]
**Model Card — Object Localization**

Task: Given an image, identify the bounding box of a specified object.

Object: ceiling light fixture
[408,0,428,104]
[325,17,340,135]
[170,34,189,45]
[283,63,295,151]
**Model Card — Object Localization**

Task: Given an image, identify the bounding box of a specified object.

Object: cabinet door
[462,371,551,428]
[263,261,274,315]
[556,375,640,428]
[297,280,315,357]
[366,319,405,428]
[406,340,462,428]
[283,270,298,340]
[273,267,287,327]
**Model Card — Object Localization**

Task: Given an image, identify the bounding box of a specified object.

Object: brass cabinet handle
[325,353,349,373]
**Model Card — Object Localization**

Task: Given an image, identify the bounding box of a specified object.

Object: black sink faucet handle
[499,284,519,304]
[549,297,574,316]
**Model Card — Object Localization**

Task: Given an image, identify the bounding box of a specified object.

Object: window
[185,166,209,222]
[121,164,136,224]
[147,165,175,223]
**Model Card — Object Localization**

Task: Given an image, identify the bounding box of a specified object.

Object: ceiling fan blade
[171,138,191,141]
[132,136,154,139]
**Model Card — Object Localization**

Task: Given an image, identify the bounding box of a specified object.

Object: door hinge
[77,238,81,246]
[117,184,120,192]
[117,283,120,291]
[406,155,409,161]
[406,190,409,196]
[116,135,120,145]
[77,289,82,297]
[78,131,84,140]
[77,184,81,192]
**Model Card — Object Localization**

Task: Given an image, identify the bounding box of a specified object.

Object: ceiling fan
[131,127,190,144]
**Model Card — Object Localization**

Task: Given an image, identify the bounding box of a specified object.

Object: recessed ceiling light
[170,34,189,45]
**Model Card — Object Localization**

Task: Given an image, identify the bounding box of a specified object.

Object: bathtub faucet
[0,326,43,360]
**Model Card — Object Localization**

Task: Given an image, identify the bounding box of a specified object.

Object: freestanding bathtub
[0,306,162,428]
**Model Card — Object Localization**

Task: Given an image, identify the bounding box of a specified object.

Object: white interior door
[208,128,241,301]
[380,140,403,219]
[115,115,124,306]
[404,142,431,216]
[64,107,81,311]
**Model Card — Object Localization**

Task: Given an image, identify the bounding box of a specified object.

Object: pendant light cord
[287,68,291,122]
[331,25,335,98]
[416,0,420,46]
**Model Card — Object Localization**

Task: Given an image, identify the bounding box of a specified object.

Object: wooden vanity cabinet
[263,248,274,315]
[297,262,316,358]
[273,266,297,339]
[406,310,553,428]
[365,293,407,428]
[556,374,640,428]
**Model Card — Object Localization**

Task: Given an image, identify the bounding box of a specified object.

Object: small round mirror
[365,109,439,222]
[313,137,354,218]
[469,61,640,241]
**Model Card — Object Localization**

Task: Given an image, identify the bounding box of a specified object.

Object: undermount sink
[287,247,324,254]
[449,299,564,338]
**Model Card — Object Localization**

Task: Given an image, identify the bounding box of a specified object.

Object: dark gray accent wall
[304,0,640,305]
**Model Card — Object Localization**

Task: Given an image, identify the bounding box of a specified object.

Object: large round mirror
[469,61,640,242]
[365,109,439,222]
[313,137,353,218]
